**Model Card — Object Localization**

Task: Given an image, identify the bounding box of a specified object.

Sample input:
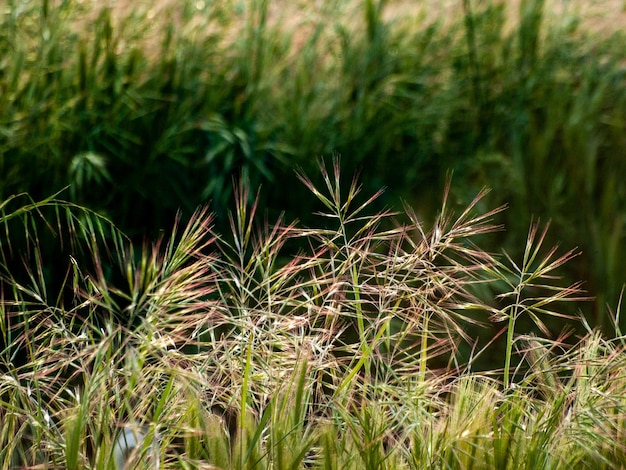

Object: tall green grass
[1,0,625,333]
[2,162,625,468]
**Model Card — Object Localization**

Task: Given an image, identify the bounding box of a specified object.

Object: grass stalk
[1,128,626,467]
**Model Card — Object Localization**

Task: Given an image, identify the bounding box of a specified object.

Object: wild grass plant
[2,162,626,468]
[2,0,625,332]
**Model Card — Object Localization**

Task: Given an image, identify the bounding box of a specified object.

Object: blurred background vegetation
[1,0,625,336]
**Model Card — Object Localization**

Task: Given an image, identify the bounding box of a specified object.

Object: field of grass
[2,161,625,468]
[2,0,625,331]
[1,0,626,467]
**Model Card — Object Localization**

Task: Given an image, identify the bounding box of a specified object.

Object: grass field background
[1,1,626,467]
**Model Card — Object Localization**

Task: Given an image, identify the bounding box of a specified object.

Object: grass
[1,1,625,463]
[2,161,626,468]
[1,0,625,333]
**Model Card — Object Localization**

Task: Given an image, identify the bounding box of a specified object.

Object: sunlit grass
[1,162,625,468]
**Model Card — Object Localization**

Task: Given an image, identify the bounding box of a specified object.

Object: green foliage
[2,163,626,468]
[1,0,625,359]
